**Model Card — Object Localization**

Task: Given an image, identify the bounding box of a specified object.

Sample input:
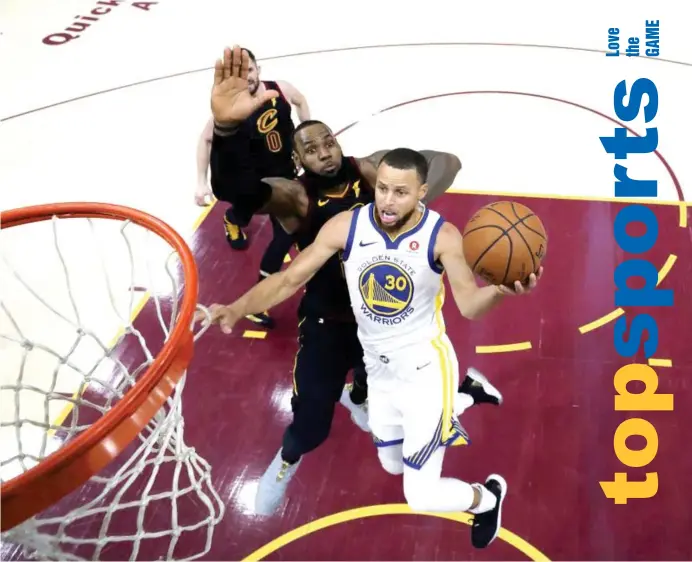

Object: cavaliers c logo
[257,108,282,153]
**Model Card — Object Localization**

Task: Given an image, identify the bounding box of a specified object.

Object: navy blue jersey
[294,157,374,321]
[241,80,296,178]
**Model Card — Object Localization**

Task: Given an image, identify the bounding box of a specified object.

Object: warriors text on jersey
[242,81,296,177]
[342,202,447,353]
[294,157,373,320]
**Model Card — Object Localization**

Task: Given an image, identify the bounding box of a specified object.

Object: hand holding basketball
[462,201,548,287]
[495,267,543,296]
[195,303,241,334]
[211,45,279,125]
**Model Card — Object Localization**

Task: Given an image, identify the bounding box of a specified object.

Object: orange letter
[614,418,658,467]
[614,363,673,411]
[600,472,658,504]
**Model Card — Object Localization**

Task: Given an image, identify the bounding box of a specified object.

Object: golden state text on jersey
[342,202,448,354]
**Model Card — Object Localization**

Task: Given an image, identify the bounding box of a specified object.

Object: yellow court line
[191,199,217,230]
[680,203,688,227]
[49,200,217,432]
[648,358,672,368]
[49,292,153,431]
[242,503,550,562]
[475,341,532,354]
[578,254,677,335]
[242,330,267,339]
[447,187,688,207]
[657,254,677,283]
[578,309,625,335]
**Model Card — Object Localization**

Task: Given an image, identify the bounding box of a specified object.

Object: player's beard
[248,80,260,95]
[300,157,349,192]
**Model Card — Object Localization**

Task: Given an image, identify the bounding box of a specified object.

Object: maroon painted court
[3,192,691,561]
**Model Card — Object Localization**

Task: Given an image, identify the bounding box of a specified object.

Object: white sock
[403,448,477,512]
[468,483,498,514]
[454,392,474,416]
[377,444,404,475]
[405,475,477,512]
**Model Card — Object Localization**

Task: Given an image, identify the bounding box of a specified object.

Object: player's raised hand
[211,45,279,125]
[496,267,543,296]
[194,303,241,334]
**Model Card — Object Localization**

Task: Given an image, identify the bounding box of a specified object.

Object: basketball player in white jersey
[201,148,542,549]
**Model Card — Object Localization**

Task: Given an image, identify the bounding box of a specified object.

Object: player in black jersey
[202,46,501,515]
[202,47,311,328]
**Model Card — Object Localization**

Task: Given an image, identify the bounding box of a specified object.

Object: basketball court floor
[2,3,692,560]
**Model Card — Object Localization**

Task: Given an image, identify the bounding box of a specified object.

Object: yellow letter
[614,418,658,467]
[600,472,658,504]
[614,364,674,411]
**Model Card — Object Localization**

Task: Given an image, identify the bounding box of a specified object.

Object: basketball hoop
[0,203,224,560]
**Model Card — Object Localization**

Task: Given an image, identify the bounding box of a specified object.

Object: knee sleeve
[377,445,404,475]
[353,364,368,388]
[402,449,475,512]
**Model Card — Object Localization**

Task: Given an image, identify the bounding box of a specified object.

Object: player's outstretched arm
[356,150,461,204]
[195,117,215,206]
[437,223,505,320]
[419,150,462,204]
[259,177,310,233]
[197,212,353,334]
[436,222,541,320]
[208,45,286,211]
[212,46,279,130]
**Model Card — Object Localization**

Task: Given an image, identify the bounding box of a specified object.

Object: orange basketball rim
[0,202,199,531]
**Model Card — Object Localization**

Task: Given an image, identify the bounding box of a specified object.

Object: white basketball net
[0,212,224,561]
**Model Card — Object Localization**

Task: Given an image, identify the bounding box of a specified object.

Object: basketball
[462,201,547,286]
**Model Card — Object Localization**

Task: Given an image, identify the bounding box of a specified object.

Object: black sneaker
[224,218,249,250]
[471,474,507,549]
[459,368,503,405]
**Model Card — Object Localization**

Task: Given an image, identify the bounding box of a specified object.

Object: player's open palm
[211,45,279,125]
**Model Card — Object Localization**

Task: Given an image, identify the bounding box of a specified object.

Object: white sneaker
[340,384,370,432]
[254,449,302,516]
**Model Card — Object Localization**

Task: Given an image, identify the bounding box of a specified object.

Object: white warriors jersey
[342,202,447,355]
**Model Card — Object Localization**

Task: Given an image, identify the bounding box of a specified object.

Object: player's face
[374,164,428,231]
[294,124,343,177]
[247,61,260,95]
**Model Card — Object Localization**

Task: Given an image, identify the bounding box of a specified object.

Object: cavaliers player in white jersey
[202,148,542,549]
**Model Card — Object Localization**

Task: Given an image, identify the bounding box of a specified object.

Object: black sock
[259,219,294,277]
[281,448,301,465]
[349,377,368,405]
[224,207,238,226]
[458,374,473,394]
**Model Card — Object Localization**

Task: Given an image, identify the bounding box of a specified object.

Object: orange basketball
[462,201,547,286]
